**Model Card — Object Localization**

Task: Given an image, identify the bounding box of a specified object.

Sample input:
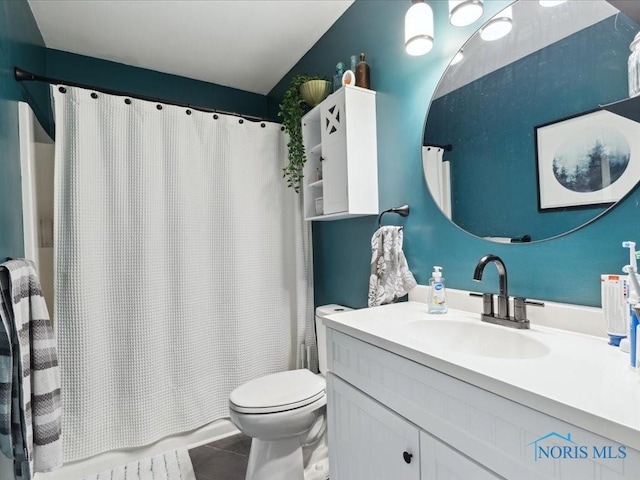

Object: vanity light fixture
[479,5,513,41]
[448,0,483,27]
[539,0,567,6]
[405,0,434,56]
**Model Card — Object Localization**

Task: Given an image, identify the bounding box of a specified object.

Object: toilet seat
[229,369,326,414]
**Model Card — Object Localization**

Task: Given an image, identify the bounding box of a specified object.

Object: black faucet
[473,254,531,329]
[473,254,509,319]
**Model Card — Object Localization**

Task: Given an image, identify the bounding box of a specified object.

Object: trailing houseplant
[279,74,330,193]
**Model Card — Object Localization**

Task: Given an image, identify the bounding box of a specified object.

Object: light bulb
[479,6,513,41]
[539,0,567,6]
[405,1,434,56]
[451,50,464,65]
[449,0,484,27]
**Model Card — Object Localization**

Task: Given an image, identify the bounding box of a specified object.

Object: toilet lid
[229,369,326,414]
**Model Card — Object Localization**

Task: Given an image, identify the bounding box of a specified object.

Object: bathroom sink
[403,320,550,359]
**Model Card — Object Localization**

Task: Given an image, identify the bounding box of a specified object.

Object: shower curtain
[52,86,314,461]
[422,146,452,219]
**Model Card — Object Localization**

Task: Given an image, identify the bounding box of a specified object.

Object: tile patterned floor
[189,433,252,480]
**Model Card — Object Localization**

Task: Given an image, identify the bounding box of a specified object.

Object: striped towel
[0,259,62,479]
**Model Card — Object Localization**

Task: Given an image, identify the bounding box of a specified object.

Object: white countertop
[324,302,640,451]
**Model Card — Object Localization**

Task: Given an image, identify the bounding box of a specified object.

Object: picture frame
[535,109,640,211]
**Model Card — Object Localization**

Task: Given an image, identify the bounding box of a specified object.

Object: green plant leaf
[279,74,324,193]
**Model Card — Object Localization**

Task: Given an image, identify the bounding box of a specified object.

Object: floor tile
[189,434,249,480]
[208,433,252,456]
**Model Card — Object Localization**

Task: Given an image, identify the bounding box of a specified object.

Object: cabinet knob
[403,451,413,464]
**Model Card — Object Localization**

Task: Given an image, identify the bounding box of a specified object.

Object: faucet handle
[482,293,494,316]
[514,297,544,322]
[514,297,526,322]
[469,292,495,316]
[514,297,528,322]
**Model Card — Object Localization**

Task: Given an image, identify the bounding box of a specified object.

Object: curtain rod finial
[14,67,34,82]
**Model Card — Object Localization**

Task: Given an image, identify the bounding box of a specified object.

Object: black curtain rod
[14,67,273,123]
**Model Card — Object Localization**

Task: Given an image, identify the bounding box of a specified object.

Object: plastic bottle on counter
[428,266,447,314]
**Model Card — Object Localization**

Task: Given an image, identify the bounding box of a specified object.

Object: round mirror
[423,0,640,243]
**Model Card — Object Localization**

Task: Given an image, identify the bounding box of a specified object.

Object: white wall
[19,102,55,315]
[34,142,55,312]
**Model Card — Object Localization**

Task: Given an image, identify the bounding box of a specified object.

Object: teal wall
[425,15,637,241]
[270,0,640,308]
[46,49,272,121]
[0,0,48,261]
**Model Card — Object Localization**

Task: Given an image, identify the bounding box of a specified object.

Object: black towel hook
[377,204,410,229]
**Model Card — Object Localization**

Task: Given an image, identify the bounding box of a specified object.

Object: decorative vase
[300,80,332,107]
[342,70,355,87]
[355,53,371,89]
[333,62,345,92]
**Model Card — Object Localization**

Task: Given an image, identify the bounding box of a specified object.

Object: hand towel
[368,226,417,307]
[0,259,62,479]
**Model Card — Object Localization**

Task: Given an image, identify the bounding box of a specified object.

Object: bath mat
[81,448,196,480]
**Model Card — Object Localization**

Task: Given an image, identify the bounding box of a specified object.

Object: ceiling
[28,0,354,96]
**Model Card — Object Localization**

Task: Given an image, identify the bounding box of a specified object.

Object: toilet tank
[315,304,352,374]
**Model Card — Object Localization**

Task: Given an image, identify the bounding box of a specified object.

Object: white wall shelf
[308,143,322,156]
[301,85,378,221]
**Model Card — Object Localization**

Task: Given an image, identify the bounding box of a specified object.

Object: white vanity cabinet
[328,372,499,480]
[419,431,502,480]
[301,85,378,221]
[326,327,640,480]
[328,374,420,479]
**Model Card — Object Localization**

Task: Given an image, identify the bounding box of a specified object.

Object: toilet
[229,304,350,480]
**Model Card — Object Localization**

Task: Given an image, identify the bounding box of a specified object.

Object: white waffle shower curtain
[52,86,314,461]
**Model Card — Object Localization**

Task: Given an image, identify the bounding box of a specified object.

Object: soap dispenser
[428,266,448,314]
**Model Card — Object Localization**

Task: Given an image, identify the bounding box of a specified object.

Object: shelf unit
[301,85,378,221]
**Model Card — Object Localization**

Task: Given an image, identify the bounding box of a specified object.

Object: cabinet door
[420,431,503,480]
[320,90,348,215]
[327,373,420,480]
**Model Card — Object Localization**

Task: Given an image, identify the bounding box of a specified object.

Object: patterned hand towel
[0,259,62,479]
[368,226,417,307]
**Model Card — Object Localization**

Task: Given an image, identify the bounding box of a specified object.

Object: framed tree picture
[535,109,640,211]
